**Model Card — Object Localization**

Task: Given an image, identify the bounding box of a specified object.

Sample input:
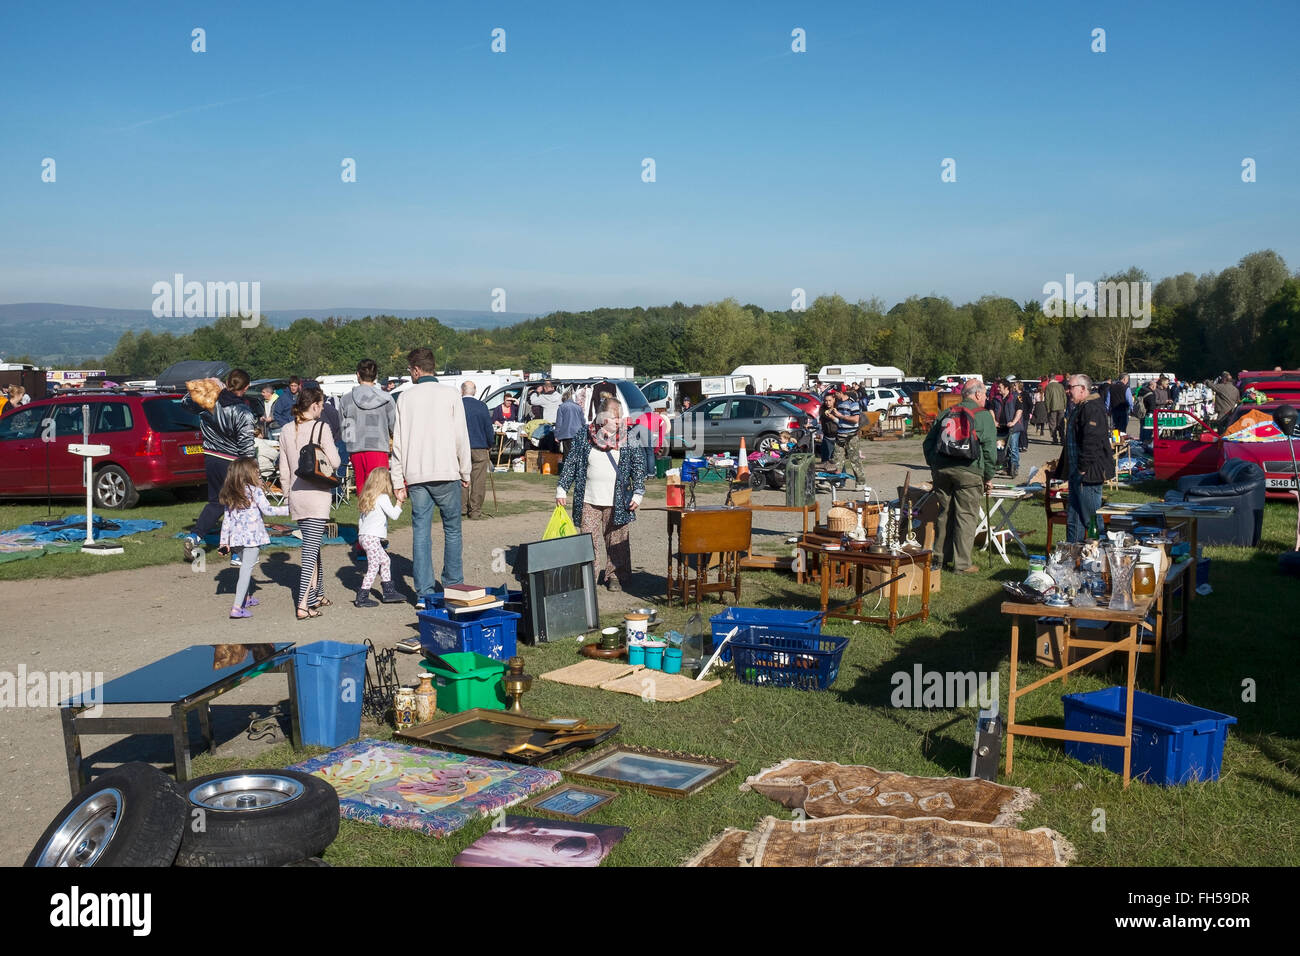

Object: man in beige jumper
[390,348,472,608]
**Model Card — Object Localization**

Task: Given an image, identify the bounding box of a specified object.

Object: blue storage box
[731,630,849,692]
[710,607,823,662]
[418,607,519,660]
[422,584,522,613]
[293,641,368,747]
[1062,687,1237,785]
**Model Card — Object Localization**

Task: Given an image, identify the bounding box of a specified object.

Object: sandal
[310,597,333,609]
[296,607,322,620]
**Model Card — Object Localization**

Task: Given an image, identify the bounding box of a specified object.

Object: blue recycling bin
[293,641,368,747]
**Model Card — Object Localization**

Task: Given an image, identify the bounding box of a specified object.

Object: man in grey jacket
[338,358,396,496]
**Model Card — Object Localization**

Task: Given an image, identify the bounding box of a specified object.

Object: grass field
[182,478,1300,867]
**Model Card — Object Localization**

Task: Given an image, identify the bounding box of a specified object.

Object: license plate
[183,444,204,455]
[1266,477,1297,489]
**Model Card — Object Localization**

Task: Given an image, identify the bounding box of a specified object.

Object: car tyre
[26,762,187,867]
[755,433,781,455]
[93,464,140,509]
[175,769,339,867]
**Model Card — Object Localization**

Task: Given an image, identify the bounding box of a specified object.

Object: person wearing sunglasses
[1057,375,1115,541]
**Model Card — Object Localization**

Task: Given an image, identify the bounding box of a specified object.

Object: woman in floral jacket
[555,396,647,591]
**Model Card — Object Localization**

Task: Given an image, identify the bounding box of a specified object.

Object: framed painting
[562,745,735,798]
[523,784,618,820]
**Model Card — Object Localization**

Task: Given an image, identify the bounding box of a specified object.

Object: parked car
[1152,406,1300,499]
[765,390,821,419]
[672,394,815,455]
[0,392,205,508]
[482,378,651,423]
[1237,370,1300,404]
[880,380,937,401]
[856,386,913,415]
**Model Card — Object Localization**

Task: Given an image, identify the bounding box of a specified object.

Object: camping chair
[671,508,752,607]
[258,444,286,507]
[1043,462,1069,551]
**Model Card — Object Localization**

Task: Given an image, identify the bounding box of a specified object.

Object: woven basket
[827,507,857,533]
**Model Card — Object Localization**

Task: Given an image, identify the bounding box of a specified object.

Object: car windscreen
[143,397,201,432]
[617,381,650,412]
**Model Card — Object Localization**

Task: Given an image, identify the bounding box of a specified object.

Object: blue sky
[1,0,1296,315]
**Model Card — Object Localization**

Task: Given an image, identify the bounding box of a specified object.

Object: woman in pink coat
[278,385,341,619]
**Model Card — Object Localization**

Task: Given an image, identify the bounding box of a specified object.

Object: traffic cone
[736,437,749,478]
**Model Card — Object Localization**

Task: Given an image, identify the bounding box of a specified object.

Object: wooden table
[797,540,931,632]
[1003,597,1153,788]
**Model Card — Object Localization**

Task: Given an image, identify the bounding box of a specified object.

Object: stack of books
[442,584,504,614]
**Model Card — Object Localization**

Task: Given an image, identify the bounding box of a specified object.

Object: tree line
[99,249,1299,382]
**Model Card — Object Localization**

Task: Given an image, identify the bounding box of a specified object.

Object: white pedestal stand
[68,442,123,556]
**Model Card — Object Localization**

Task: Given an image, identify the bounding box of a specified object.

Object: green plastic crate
[419,652,507,713]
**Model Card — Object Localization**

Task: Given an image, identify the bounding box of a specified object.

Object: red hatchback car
[1153,405,1300,499]
[0,392,206,508]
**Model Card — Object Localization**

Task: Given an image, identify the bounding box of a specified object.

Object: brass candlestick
[502,656,533,713]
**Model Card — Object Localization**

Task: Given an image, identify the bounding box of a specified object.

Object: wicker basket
[827,507,857,533]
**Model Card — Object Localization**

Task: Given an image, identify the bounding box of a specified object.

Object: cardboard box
[864,562,940,597]
[1034,618,1120,673]
[524,450,541,472]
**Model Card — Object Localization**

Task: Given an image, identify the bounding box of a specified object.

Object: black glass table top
[61,643,294,707]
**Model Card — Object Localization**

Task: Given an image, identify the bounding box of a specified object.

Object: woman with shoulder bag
[277,385,341,619]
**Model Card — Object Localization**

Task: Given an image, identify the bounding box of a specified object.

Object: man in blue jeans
[389,348,472,608]
[1061,374,1115,541]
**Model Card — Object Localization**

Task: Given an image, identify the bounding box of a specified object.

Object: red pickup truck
[1153,371,1300,498]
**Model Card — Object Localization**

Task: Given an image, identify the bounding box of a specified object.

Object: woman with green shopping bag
[555,396,647,592]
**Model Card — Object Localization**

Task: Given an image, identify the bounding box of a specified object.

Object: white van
[639,374,753,413]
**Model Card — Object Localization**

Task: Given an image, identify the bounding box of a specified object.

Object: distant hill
[0,303,540,363]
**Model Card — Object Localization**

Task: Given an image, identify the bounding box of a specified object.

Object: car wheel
[755,433,781,455]
[94,464,139,509]
[175,769,339,867]
[26,763,187,867]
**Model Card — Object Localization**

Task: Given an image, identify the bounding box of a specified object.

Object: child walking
[354,467,404,607]
[218,457,289,619]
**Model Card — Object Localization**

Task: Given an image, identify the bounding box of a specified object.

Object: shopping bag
[543,504,577,539]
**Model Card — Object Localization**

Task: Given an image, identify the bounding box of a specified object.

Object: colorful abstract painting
[291,738,562,837]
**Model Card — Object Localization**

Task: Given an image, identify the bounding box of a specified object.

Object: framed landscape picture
[562,745,735,798]
[523,784,618,820]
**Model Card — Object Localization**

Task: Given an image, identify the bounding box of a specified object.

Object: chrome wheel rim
[38,788,123,866]
[189,774,304,811]
[97,471,126,507]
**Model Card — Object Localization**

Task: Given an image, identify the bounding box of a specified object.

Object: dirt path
[0,437,1063,864]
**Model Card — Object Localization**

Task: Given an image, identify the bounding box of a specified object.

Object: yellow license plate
[183,444,204,455]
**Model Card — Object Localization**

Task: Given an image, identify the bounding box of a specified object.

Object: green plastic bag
[543,504,577,539]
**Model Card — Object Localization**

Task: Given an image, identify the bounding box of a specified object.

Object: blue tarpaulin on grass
[6,514,165,543]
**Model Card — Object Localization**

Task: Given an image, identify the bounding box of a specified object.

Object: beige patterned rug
[740,759,1037,826]
[686,815,1072,867]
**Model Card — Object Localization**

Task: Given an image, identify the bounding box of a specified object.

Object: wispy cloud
[111,85,307,132]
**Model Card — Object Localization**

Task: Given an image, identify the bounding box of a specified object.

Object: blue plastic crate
[731,630,848,692]
[710,607,823,662]
[423,584,522,613]
[418,607,519,661]
[1062,687,1237,785]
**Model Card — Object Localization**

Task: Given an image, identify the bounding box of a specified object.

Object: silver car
[672,395,815,455]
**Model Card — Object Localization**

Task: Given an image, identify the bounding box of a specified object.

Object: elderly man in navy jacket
[461,381,495,519]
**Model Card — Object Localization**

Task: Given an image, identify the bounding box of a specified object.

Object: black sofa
[1163,457,1266,547]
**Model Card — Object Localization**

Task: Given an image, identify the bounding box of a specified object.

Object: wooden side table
[797,541,931,633]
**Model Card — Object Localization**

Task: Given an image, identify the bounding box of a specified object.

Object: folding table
[976,483,1041,563]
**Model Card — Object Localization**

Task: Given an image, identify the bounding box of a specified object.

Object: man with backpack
[922,379,997,573]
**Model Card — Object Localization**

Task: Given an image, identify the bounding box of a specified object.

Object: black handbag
[294,420,340,488]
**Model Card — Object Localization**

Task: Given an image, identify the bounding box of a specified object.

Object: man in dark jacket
[271,376,301,426]
[181,368,257,560]
[1060,375,1115,541]
[922,379,997,573]
[461,381,494,519]
[1109,374,1133,434]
